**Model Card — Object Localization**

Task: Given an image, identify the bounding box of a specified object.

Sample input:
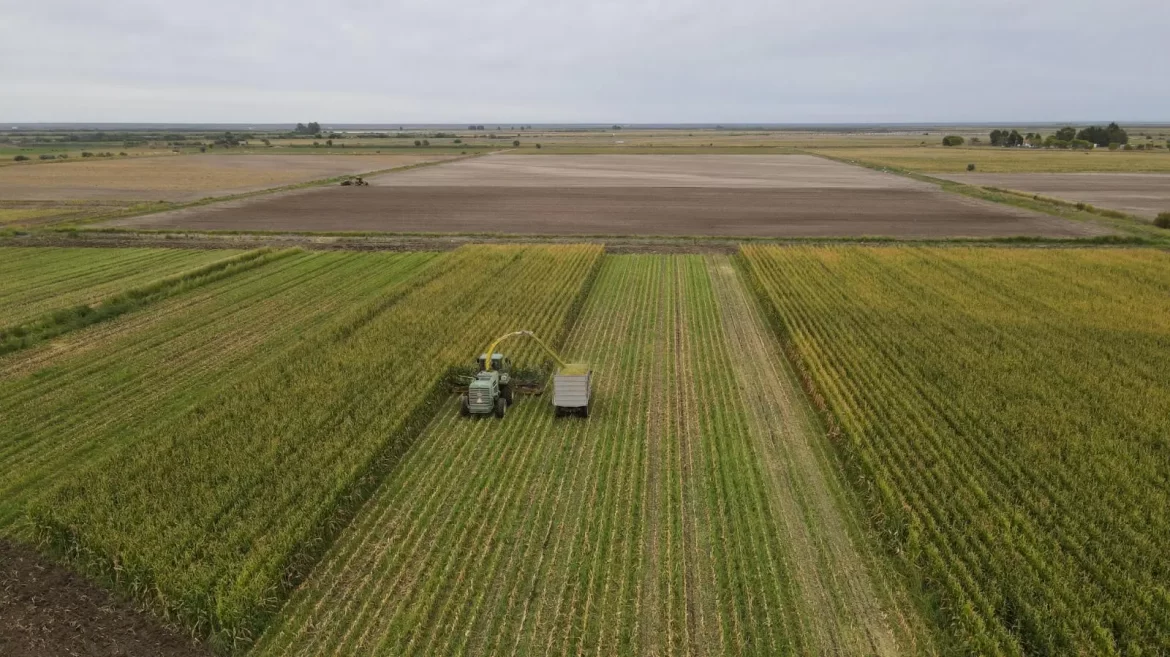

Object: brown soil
[0,154,452,202]
[108,185,1106,238]
[937,172,1170,219]
[0,540,209,657]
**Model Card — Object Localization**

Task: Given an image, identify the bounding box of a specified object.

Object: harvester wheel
[460,394,471,417]
[494,397,506,418]
[502,384,514,405]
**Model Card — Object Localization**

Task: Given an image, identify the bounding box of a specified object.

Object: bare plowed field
[111,187,1103,238]
[0,154,452,202]
[937,172,1170,219]
[108,155,1104,238]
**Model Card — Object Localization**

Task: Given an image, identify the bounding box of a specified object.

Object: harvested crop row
[741,245,1170,655]
[0,251,440,530]
[0,246,241,326]
[253,254,928,657]
[32,244,604,651]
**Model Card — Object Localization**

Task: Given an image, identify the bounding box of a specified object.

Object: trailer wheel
[495,397,506,418]
[581,404,589,418]
[460,395,471,417]
[554,406,564,418]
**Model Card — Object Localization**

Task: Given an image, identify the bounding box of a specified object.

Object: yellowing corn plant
[32,244,603,651]
[741,245,1170,656]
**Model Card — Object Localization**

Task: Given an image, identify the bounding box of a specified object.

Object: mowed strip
[107,154,1103,238]
[0,251,439,531]
[253,254,929,657]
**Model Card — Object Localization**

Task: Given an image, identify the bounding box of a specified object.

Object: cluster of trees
[942,135,965,146]
[989,129,1026,147]
[1076,123,1129,147]
[984,123,1130,149]
[293,122,322,135]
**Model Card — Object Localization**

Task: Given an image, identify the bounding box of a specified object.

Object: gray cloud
[2,0,1167,122]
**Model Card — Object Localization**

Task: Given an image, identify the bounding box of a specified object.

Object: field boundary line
[0,248,297,357]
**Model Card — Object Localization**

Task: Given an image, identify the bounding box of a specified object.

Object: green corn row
[742,245,1170,656]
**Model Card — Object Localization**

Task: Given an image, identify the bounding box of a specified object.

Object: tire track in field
[706,256,928,656]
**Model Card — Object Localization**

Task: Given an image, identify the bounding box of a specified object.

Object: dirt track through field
[109,155,1105,238]
[937,172,1170,219]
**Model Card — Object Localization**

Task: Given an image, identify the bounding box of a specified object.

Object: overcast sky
[2,0,1167,124]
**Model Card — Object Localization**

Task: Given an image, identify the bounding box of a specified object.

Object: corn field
[252,254,928,657]
[741,245,1170,656]
[32,244,603,651]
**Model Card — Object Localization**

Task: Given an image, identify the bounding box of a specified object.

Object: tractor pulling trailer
[461,330,592,419]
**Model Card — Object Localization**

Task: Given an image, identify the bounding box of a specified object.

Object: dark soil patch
[0,539,209,657]
[107,185,1108,238]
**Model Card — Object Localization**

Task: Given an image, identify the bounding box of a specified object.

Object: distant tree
[967,163,976,171]
[970,137,981,144]
[325,139,333,147]
[39,154,56,160]
[536,143,542,149]
[200,146,207,153]
[262,139,271,147]
[942,135,964,147]
[1007,130,1024,147]
[414,140,422,147]
[989,129,1005,146]
[422,139,430,146]
[119,152,127,156]
[612,125,622,130]
[513,140,520,147]
[1054,126,1077,141]
[13,155,28,161]
[1070,139,1094,150]
[1077,122,1128,147]
[1154,212,1170,229]
[453,138,462,144]
[1108,142,1121,151]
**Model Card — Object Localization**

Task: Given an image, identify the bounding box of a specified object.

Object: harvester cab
[462,353,513,418]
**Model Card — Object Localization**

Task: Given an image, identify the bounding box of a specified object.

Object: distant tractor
[461,330,592,419]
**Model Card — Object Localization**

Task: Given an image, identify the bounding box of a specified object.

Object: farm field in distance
[106,154,1106,238]
[812,146,1170,173]
[934,172,1170,220]
[0,153,453,202]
